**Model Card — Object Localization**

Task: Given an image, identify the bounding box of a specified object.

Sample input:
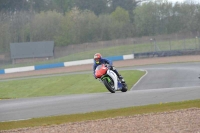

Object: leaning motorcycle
[95,64,128,93]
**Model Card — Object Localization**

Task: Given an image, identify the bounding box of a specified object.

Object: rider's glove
[105,64,109,68]
[93,74,97,79]
[108,65,113,70]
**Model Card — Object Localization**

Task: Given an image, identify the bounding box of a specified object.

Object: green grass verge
[0,99,199,131]
[0,70,145,99]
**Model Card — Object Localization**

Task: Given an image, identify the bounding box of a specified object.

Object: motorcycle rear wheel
[121,83,128,92]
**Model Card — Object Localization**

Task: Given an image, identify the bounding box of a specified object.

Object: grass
[0,99,199,131]
[0,70,145,99]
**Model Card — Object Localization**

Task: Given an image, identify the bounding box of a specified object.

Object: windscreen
[95,65,103,71]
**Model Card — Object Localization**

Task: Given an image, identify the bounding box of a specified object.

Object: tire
[103,78,115,93]
[121,83,128,92]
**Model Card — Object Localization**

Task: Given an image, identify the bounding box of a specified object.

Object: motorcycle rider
[93,53,125,83]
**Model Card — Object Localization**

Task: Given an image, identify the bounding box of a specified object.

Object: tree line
[0,0,199,53]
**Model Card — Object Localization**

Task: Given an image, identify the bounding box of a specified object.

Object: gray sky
[166,0,184,2]
[150,0,199,3]
[166,0,199,3]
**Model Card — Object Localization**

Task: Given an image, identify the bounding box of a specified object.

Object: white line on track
[130,69,148,91]
[1,118,31,122]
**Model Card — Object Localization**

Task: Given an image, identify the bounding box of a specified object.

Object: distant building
[10,41,54,64]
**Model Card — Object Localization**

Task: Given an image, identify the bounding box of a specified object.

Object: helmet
[94,53,102,64]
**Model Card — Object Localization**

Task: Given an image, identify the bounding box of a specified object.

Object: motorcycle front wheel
[103,78,115,93]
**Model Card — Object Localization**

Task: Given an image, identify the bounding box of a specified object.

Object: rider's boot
[118,75,125,83]
[111,67,125,83]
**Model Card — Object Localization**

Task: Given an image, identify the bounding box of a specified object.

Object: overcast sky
[167,0,184,2]
[149,0,199,3]
[165,0,199,3]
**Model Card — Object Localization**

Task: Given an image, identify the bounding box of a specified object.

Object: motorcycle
[95,64,128,93]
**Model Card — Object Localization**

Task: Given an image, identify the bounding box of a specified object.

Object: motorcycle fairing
[106,69,118,90]
[95,64,108,78]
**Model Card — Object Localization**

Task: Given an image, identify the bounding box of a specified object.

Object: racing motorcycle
[95,64,128,93]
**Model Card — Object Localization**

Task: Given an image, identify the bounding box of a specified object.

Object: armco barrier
[105,55,123,61]
[64,59,93,67]
[5,66,35,74]
[0,69,5,74]
[0,54,134,74]
[35,62,65,70]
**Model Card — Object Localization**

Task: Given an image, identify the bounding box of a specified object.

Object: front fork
[106,70,119,90]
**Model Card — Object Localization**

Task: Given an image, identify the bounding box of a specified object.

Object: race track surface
[0,62,200,122]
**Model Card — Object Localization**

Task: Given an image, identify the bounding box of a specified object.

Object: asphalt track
[0,62,200,122]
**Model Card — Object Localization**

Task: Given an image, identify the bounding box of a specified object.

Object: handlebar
[105,63,110,67]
